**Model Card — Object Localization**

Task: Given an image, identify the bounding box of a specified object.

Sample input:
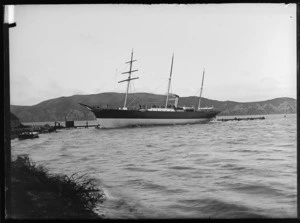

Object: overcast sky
[9,4,296,106]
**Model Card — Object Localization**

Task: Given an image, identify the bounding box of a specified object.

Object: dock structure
[73,124,99,129]
[60,121,99,129]
[217,117,265,122]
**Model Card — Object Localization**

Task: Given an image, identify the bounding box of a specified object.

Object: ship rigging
[79,51,220,128]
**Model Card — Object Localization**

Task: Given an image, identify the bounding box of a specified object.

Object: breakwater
[217,117,265,122]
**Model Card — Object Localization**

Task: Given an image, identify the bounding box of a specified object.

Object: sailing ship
[80,51,220,128]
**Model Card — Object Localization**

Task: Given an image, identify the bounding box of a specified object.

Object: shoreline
[8,155,106,219]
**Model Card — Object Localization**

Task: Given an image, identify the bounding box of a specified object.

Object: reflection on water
[12,114,296,218]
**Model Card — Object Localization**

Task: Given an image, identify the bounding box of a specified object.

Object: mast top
[165,53,174,108]
[198,68,205,110]
[119,50,139,108]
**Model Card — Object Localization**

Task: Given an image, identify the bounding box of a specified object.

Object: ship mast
[118,50,139,108]
[165,54,174,108]
[198,68,205,110]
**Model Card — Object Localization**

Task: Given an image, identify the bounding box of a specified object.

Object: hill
[10,93,296,122]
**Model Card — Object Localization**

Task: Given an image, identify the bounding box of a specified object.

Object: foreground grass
[10,155,106,219]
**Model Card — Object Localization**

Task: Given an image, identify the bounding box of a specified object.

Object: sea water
[11,114,297,218]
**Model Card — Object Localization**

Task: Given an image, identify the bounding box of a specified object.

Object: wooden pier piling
[217,117,265,122]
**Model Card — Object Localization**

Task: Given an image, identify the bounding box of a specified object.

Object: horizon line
[10,92,296,107]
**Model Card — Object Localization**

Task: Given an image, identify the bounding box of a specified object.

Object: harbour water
[11,114,297,218]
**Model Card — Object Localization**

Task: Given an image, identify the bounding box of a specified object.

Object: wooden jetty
[72,124,99,129]
[217,117,265,122]
[57,121,99,129]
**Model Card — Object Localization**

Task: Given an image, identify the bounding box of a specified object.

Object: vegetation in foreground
[10,155,106,219]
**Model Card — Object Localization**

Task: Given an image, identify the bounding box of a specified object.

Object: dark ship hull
[79,51,221,128]
[82,105,220,128]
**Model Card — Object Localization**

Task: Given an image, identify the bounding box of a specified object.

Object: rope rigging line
[135,77,162,95]
[148,78,170,95]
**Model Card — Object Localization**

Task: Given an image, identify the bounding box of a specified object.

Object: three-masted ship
[80,51,220,128]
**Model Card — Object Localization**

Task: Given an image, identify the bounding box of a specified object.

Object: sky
[8,4,296,106]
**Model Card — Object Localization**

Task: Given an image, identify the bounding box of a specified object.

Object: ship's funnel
[174,95,179,108]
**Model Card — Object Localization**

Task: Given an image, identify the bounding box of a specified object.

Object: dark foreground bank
[10,155,106,219]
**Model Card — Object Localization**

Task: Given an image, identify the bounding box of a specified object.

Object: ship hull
[92,109,219,128]
[96,117,213,128]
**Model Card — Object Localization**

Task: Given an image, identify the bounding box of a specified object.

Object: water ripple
[12,114,296,218]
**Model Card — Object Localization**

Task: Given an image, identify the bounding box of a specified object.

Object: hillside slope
[10,93,296,122]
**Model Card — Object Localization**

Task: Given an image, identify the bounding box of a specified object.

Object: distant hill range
[10,93,296,122]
